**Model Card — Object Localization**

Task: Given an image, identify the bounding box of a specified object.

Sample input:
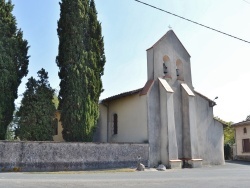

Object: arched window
[163,55,170,78]
[176,59,184,81]
[244,127,247,134]
[113,113,118,135]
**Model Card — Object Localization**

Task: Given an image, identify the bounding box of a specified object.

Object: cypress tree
[56,0,105,141]
[0,0,29,140]
[15,69,56,141]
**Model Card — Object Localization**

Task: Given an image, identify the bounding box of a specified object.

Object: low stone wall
[236,155,250,161]
[0,141,149,172]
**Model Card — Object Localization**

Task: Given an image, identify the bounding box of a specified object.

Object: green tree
[223,123,234,160]
[214,117,235,160]
[6,124,15,140]
[0,0,29,140]
[5,107,19,140]
[56,0,105,141]
[15,69,56,141]
[223,123,235,145]
[214,117,235,145]
[52,94,59,109]
[246,115,250,121]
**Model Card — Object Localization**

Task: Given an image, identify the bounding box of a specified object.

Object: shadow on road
[226,160,250,166]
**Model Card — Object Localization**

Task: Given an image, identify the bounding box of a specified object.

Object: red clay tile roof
[101,88,143,103]
[101,82,215,107]
[232,120,250,127]
[101,80,155,103]
[140,80,154,96]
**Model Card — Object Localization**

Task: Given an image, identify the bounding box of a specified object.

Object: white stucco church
[95,30,225,168]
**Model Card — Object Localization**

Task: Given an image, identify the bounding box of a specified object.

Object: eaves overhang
[232,120,250,127]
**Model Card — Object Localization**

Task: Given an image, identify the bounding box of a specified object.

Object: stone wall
[0,141,149,172]
[236,155,250,161]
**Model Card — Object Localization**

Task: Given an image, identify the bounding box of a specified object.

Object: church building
[95,30,225,168]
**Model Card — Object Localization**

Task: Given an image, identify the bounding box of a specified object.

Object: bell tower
[146,30,202,168]
[146,30,193,89]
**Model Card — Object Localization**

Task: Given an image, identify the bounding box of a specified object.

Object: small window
[244,127,247,134]
[242,139,250,152]
[113,114,118,135]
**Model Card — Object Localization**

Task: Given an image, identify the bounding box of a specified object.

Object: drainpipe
[103,102,109,142]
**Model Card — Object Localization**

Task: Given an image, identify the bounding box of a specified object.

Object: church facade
[95,30,225,168]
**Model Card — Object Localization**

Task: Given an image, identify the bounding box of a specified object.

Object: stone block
[190,159,202,168]
[169,160,182,169]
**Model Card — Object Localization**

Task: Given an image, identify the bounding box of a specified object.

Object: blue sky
[12,0,250,123]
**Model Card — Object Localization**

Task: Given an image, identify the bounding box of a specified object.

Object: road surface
[0,161,249,188]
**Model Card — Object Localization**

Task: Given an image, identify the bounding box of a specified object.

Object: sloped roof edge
[194,90,214,103]
[140,79,154,96]
[101,79,155,103]
[101,88,143,103]
[213,118,228,127]
[232,120,250,127]
[146,29,191,57]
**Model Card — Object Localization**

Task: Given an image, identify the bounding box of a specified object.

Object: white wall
[99,93,148,143]
[94,104,108,142]
[195,94,224,165]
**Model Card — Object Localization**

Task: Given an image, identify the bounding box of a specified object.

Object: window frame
[242,138,250,153]
[244,127,247,134]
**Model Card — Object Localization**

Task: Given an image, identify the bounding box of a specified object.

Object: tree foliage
[15,69,56,141]
[214,117,235,145]
[245,115,250,121]
[52,94,59,109]
[0,0,29,140]
[56,0,105,141]
[6,124,15,140]
[214,117,235,159]
[224,124,235,145]
[5,107,19,140]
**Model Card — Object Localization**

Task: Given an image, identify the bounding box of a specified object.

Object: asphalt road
[0,161,249,188]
